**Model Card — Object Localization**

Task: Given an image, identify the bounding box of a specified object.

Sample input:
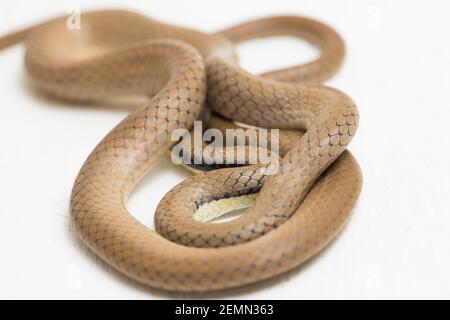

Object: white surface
[0,0,449,299]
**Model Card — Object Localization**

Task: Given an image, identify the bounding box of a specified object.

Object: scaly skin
[0,9,362,292]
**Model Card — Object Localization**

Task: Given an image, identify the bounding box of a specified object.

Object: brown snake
[0,10,362,292]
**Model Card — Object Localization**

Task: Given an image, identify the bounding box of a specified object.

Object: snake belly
[0,10,362,292]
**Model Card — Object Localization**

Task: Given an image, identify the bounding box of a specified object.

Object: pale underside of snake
[0,10,362,292]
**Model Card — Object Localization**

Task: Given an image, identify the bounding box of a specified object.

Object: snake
[0,9,362,292]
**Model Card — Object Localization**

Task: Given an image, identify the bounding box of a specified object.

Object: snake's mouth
[186,161,249,172]
[170,141,280,175]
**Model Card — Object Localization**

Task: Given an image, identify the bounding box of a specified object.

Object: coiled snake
[0,10,362,292]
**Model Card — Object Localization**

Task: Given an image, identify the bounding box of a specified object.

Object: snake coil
[0,10,362,292]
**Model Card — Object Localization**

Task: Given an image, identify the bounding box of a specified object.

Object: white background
[0,0,449,299]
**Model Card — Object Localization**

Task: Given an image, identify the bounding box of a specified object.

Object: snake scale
[0,10,362,292]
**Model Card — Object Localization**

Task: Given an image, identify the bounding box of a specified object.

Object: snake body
[0,10,362,292]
